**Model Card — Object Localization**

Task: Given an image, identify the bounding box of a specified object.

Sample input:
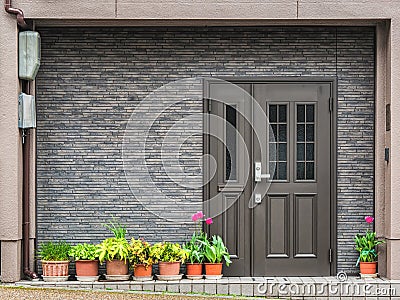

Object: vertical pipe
[22,80,37,279]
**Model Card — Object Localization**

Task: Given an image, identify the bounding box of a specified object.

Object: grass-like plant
[37,241,71,261]
[103,217,127,239]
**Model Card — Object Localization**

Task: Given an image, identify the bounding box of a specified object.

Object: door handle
[254,162,270,182]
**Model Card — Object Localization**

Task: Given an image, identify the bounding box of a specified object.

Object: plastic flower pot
[158,262,180,276]
[359,261,377,274]
[42,261,69,276]
[186,263,203,276]
[204,263,223,276]
[75,260,99,277]
[106,260,128,275]
[134,264,153,277]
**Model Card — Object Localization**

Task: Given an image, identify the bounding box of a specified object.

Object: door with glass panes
[206,80,333,276]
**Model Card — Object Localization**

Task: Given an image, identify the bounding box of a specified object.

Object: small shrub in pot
[151,242,188,276]
[97,218,130,277]
[37,241,71,281]
[129,238,155,278]
[69,243,99,279]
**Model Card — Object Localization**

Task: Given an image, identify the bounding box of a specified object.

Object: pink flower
[365,216,374,224]
[205,218,213,225]
[196,211,204,219]
[191,213,199,222]
[192,211,204,222]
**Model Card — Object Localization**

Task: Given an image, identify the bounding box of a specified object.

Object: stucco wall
[35,26,375,274]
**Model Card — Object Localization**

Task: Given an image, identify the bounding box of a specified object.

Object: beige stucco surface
[117,1,297,19]
[0,0,399,280]
[298,0,400,19]
[13,0,115,19]
[0,11,22,241]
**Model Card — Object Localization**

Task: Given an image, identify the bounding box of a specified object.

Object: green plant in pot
[151,242,188,277]
[37,241,71,281]
[97,218,130,278]
[355,216,385,276]
[201,235,231,277]
[183,231,207,278]
[129,238,155,279]
[69,243,99,281]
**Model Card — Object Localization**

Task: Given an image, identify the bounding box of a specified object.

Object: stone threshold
[11,276,400,299]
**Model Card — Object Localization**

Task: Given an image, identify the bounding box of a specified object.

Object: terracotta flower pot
[75,260,99,277]
[186,263,203,276]
[134,264,153,277]
[42,260,69,277]
[158,262,180,276]
[106,259,128,275]
[360,261,377,274]
[204,263,223,276]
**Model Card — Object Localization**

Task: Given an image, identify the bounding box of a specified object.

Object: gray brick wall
[36,26,375,274]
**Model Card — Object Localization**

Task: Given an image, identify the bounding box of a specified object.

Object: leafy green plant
[37,241,71,261]
[355,230,385,265]
[103,217,127,239]
[183,232,207,264]
[201,235,231,266]
[69,243,99,261]
[151,242,188,263]
[129,238,154,268]
[96,238,130,264]
[354,216,385,266]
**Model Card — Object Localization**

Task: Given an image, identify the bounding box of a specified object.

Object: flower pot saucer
[205,274,223,280]
[76,276,99,282]
[156,274,183,281]
[186,275,203,280]
[360,273,378,278]
[105,274,130,281]
[42,276,69,282]
[133,276,154,281]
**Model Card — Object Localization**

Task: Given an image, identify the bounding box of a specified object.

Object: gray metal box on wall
[19,31,41,80]
[18,93,36,129]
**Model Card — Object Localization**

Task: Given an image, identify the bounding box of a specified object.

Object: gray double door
[206,80,332,276]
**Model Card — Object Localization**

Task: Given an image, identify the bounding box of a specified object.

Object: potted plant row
[37,214,232,281]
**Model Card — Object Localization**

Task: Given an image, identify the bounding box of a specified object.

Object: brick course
[36,26,375,274]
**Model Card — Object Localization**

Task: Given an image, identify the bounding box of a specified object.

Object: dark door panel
[206,80,333,276]
[253,83,331,276]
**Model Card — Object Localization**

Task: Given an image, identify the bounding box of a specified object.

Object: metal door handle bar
[254,162,270,182]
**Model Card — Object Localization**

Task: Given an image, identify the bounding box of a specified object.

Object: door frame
[203,76,337,276]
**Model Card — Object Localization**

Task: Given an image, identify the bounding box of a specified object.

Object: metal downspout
[4,0,27,28]
[22,123,38,279]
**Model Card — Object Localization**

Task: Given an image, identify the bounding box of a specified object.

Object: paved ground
[0,286,247,300]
